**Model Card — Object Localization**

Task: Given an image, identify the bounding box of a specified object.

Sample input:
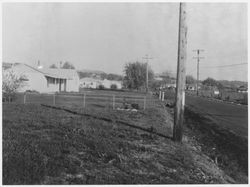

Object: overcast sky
[2,3,248,81]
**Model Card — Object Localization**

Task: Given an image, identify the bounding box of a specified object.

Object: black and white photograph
[2,1,248,184]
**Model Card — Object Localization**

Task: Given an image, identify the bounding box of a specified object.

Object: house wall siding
[18,72,48,92]
[8,64,80,93]
[66,75,80,92]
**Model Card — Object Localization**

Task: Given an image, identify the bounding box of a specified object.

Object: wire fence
[3,92,160,110]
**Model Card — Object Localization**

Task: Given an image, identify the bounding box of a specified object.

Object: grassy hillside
[3,103,233,184]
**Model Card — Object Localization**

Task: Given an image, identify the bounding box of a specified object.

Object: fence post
[53,93,56,106]
[162,92,165,101]
[159,91,162,100]
[113,95,115,110]
[143,96,146,110]
[83,94,86,108]
[24,93,26,104]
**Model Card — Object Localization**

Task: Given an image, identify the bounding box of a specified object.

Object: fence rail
[4,92,158,110]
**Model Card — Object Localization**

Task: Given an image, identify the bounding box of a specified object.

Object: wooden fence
[4,92,158,110]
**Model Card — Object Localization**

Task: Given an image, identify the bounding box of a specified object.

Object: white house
[5,63,79,93]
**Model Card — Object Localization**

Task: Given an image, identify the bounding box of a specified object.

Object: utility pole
[173,2,187,142]
[143,54,153,93]
[193,49,204,96]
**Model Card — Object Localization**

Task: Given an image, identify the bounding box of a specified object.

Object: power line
[201,62,247,68]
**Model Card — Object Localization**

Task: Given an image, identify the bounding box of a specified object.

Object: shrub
[110,84,117,90]
[131,103,139,110]
[98,85,105,90]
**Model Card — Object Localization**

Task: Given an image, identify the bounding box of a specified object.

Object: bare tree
[2,70,24,101]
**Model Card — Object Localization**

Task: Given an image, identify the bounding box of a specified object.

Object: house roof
[41,68,78,79]
[8,63,78,80]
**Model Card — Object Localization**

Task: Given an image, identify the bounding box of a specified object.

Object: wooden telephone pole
[173,3,187,142]
[143,54,153,93]
[193,49,204,96]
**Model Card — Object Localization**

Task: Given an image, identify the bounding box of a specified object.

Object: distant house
[237,86,248,93]
[80,77,101,89]
[4,63,79,93]
[186,84,196,91]
[79,78,122,89]
[101,79,122,89]
[154,74,163,81]
[163,83,176,89]
[161,79,176,89]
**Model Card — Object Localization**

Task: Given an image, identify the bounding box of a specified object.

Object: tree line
[49,61,75,69]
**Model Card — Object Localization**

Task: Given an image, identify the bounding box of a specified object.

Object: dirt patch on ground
[3,103,234,184]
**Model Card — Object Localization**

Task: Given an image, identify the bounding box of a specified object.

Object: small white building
[5,63,79,93]
[80,77,101,89]
[80,78,122,89]
[101,79,122,89]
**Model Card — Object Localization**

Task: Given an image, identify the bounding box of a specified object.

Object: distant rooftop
[4,62,78,79]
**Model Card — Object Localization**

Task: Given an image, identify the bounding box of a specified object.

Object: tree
[110,84,117,90]
[202,77,223,89]
[160,70,175,84]
[62,61,75,69]
[123,61,154,90]
[186,75,196,84]
[149,80,162,90]
[49,64,58,69]
[2,70,24,99]
[107,73,123,81]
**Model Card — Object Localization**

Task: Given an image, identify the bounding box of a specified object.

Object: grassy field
[3,99,234,184]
